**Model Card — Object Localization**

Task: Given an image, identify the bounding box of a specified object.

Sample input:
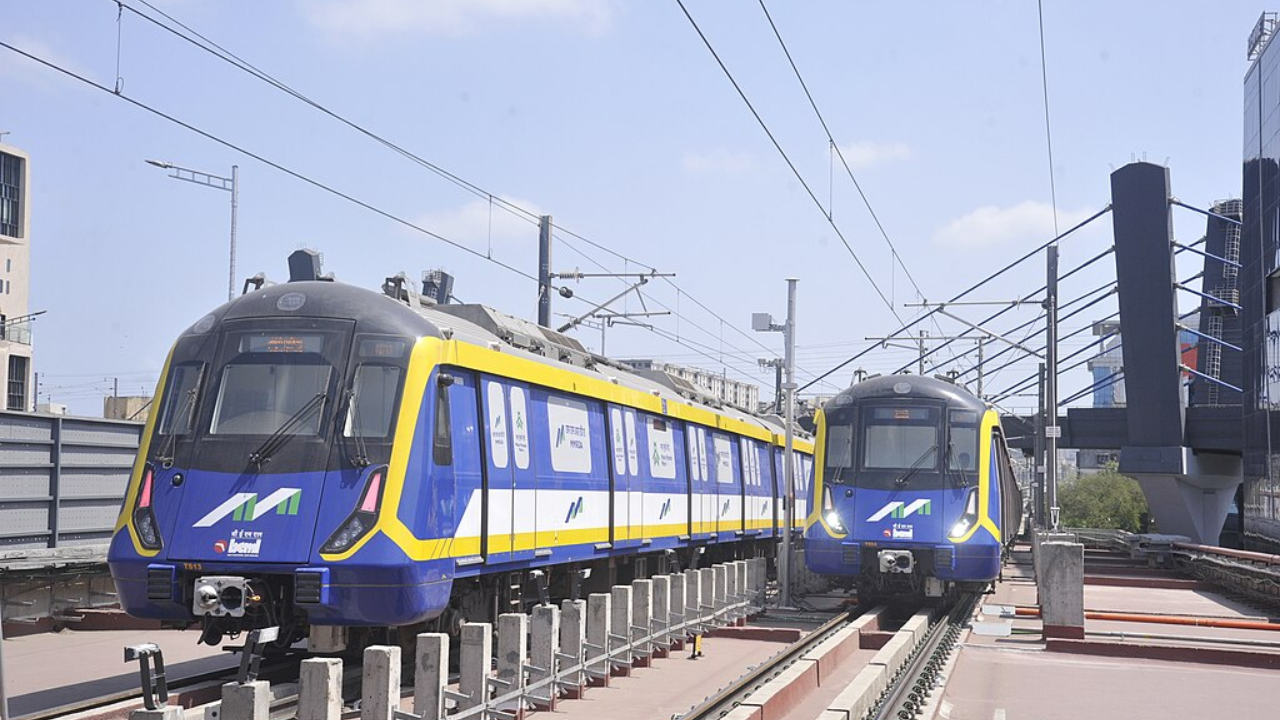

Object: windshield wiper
[894,444,938,486]
[249,392,327,468]
[153,387,198,467]
[946,442,971,488]
[343,387,371,468]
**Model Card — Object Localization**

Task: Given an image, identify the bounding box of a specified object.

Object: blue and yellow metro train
[804,375,1022,599]
[108,255,813,648]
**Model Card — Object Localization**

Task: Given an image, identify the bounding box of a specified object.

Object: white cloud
[683,149,753,174]
[415,196,546,248]
[933,201,1093,250]
[837,140,913,169]
[302,0,612,39]
[0,35,85,92]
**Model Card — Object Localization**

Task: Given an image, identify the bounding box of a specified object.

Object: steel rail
[871,595,978,720]
[17,654,303,720]
[673,606,866,720]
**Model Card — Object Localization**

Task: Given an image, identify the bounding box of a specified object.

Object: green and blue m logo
[565,496,585,523]
[194,488,302,528]
[866,499,931,523]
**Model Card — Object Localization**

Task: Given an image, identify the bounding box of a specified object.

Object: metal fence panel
[0,410,141,549]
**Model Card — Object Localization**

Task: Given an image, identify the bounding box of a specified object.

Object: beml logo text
[227,538,262,557]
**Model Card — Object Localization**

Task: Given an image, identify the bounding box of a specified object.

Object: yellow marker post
[689,633,704,659]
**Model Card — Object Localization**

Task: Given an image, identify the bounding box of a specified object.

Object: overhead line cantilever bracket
[925,305,1044,358]
[556,272,673,333]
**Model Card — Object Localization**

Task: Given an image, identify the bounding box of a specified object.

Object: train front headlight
[948,488,979,541]
[321,466,386,554]
[821,486,846,533]
[132,465,163,550]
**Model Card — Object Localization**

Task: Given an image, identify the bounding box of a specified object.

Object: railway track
[30,651,304,720]
[669,595,980,720]
[866,595,977,720]
[673,606,866,720]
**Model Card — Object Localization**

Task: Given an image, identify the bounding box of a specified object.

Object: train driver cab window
[824,422,855,484]
[947,410,980,472]
[209,333,333,436]
[861,405,939,472]
[343,365,404,438]
[157,363,204,436]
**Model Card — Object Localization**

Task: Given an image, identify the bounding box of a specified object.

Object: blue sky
[0,0,1266,415]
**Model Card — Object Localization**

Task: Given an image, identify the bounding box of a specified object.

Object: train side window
[713,434,733,484]
[611,408,626,476]
[686,424,701,482]
[433,377,452,465]
[647,415,677,479]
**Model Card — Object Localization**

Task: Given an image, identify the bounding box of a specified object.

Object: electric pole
[1045,245,1061,530]
[537,215,553,327]
[782,278,798,608]
[753,279,799,608]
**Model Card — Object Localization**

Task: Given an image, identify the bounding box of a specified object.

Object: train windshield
[863,406,939,469]
[208,332,335,436]
[858,404,943,489]
[947,410,980,474]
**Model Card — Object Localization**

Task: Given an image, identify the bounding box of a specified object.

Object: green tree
[1059,463,1148,532]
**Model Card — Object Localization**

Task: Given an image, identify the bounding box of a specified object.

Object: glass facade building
[1242,16,1280,549]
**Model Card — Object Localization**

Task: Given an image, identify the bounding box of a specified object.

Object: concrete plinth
[698,567,716,623]
[299,658,343,720]
[530,605,559,710]
[496,613,528,714]
[1038,541,1085,639]
[560,598,587,698]
[362,645,401,720]
[459,623,492,711]
[586,593,612,687]
[652,574,672,657]
[414,634,448,720]
[610,585,633,676]
[631,579,653,667]
[221,681,270,720]
[669,572,687,651]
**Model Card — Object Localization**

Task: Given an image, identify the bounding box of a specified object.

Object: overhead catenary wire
[119,0,817,389]
[4,39,806,398]
[0,42,553,286]
[889,243,1117,376]
[674,0,906,326]
[1037,0,1060,237]
[798,204,1111,391]
[754,0,926,302]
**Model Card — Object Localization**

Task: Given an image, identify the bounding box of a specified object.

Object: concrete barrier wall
[152,562,767,720]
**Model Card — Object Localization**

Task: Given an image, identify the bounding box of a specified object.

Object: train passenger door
[759,442,776,538]
[481,376,515,561]
[507,382,536,561]
[687,424,707,539]
[740,438,764,534]
[712,432,741,536]
[624,409,643,544]
[608,406,638,548]
[773,448,785,535]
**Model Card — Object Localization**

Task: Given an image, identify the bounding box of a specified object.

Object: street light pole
[782,278,798,609]
[753,279,799,609]
[229,165,239,302]
[146,160,239,302]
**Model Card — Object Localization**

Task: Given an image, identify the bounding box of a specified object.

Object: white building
[619,359,760,410]
[0,142,33,412]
